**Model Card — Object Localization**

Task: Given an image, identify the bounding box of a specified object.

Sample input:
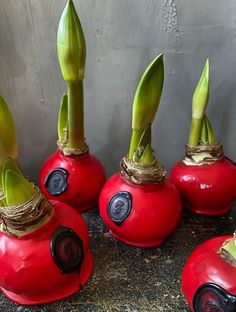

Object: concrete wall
[0,0,235,182]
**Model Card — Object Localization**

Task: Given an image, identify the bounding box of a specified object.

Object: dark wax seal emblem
[50,226,84,274]
[193,283,236,312]
[44,168,68,195]
[107,192,132,225]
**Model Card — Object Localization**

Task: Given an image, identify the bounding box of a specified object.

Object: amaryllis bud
[57,0,86,82]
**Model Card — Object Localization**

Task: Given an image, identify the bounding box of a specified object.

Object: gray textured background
[0,0,235,182]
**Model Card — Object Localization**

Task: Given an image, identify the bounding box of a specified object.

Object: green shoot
[205,115,216,145]
[199,114,217,145]
[1,158,22,193]
[200,115,208,144]
[4,169,35,206]
[188,59,210,146]
[129,54,164,159]
[139,144,155,165]
[58,94,68,141]
[129,129,144,160]
[137,123,152,150]
[0,95,17,162]
[57,0,86,150]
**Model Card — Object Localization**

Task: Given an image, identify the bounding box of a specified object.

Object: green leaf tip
[1,157,21,192]
[57,0,86,82]
[192,58,210,120]
[4,169,35,206]
[132,53,164,131]
[0,95,17,162]
[58,93,68,141]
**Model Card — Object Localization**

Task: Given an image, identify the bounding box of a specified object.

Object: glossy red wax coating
[170,157,236,215]
[99,173,182,248]
[181,235,235,311]
[40,150,106,212]
[0,200,93,305]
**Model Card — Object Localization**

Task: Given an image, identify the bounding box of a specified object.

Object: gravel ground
[0,206,235,312]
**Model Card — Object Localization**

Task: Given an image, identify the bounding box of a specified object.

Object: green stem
[128,129,143,160]
[188,118,202,146]
[67,80,85,149]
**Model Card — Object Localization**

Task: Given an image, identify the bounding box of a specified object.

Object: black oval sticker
[50,226,84,274]
[44,168,68,196]
[107,192,132,225]
[193,283,236,312]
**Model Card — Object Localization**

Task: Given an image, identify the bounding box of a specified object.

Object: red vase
[170,157,236,215]
[181,235,236,311]
[0,200,93,305]
[39,150,106,212]
[99,173,182,248]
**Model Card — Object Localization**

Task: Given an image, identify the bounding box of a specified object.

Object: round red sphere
[0,200,93,305]
[39,150,106,212]
[99,173,182,248]
[181,235,236,311]
[170,157,236,215]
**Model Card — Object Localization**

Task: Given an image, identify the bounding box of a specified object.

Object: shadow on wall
[95,104,131,178]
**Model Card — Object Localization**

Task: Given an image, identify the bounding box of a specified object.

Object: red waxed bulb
[0,85,93,303]
[170,59,236,215]
[99,173,181,247]
[99,54,182,248]
[181,235,236,311]
[170,157,236,215]
[0,199,93,305]
[40,0,106,211]
[40,150,106,212]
